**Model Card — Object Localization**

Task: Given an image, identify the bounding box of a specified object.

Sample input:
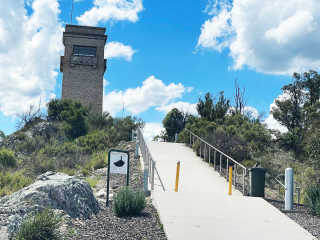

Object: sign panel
[106,149,130,206]
[109,151,128,175]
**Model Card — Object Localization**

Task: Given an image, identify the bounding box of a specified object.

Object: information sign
[106,149,130,206]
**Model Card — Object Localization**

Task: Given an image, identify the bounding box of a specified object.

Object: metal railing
[267,173,301,205]
[136,128,165,193]
[185,129,249,195]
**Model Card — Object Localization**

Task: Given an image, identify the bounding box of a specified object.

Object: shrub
[47,99,88,139]
[113,187,146,217]
[75,130,110,154]
[305,184,320,216]
[14,209,61,240]
[0,148,17,168]
[90,151,107,170]
[88,112,113,131]
[0,170,33,197]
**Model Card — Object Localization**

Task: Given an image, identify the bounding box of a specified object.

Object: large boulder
[0,171,100,237]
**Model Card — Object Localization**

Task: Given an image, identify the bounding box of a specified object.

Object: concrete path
[148,142,316,240]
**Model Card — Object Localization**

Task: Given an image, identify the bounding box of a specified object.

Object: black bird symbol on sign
[114,156,125,167]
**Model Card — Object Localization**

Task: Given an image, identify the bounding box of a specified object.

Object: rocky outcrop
[0,171,99,237]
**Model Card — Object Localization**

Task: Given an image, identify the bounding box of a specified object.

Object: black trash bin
[249,168,266,197]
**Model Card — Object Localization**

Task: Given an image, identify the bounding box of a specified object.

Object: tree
[271,71,315,157]
[302,70,320,106]
[196,92,230,122]
[234,80,246,115]
[197,93,214,121]
[162,108,189,142]
[16,103,44,130]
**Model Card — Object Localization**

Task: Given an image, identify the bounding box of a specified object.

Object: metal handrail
[185,129,248,195]
[137,128,166,193]
[266,172,301,205]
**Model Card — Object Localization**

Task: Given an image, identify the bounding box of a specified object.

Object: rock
[95,189,106,198]
[0,171,100,236]
[0,226,8,240]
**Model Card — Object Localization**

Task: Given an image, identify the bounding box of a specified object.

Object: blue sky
[1,0,318,139]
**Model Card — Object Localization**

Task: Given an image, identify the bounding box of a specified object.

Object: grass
[86,176,101,188]
[0,170,33,197]
[14,209,62,240]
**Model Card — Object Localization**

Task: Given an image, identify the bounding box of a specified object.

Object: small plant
[305,184,320,216]
[0,148,17,168]
[113,187,146,217]
[86,176,100,188]
[14,209,61,240]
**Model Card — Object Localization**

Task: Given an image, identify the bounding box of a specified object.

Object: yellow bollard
[228,166,233,195]
[175,161,181,192]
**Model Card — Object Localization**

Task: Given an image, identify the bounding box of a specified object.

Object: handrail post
[219,154,222,174]
[151,161,155,190]
[208,147,211,164]
[234,164,237,186]
[242,169,245,195]
[226,158,229,181]
[214,150,216,170]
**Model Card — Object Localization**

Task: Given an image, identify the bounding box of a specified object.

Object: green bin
[249,168,266,197]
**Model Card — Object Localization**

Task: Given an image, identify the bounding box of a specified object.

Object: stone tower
[60,24,107,114]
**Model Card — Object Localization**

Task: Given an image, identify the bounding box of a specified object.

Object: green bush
[0,148,17,168]
[75,130,110,154]
[47,99,88,139]
[305,184,320,216]
[0,170,33,197]
[14,209,61,240]
[113,187,146,217]
[90,151,107,170]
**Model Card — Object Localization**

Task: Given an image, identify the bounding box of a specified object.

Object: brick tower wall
[60,25,107,114]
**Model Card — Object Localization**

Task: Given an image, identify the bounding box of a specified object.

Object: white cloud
[142,122,164,141]
[198,0,320,75]
[77,0,143,26]
[156,101,198,115]
[197,9,232,52]
[105,41,135,61]
[103,75,188,116]
[0,0,63,116]
[263,93,289,133]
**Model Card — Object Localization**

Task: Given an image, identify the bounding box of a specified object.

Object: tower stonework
[60,25,107,114]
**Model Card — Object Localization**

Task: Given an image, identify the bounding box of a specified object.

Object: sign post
[106,149,130,207]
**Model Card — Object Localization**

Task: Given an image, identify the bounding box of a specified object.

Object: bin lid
[249,167,266,172]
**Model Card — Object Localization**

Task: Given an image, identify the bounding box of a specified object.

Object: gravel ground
[66,142,167,240]
[266,199,320,239]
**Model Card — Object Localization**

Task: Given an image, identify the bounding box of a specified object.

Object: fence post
[285,168,293,211]
[234,164,237,186]
[242,169,245,195]
[214,151,216,170]
[209,147,211,164]
[135,140,139,159]
[151,161,155,190]
[226,158,229,181]
[219,154,222,174]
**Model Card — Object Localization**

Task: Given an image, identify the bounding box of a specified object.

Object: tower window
[73,45,96,57]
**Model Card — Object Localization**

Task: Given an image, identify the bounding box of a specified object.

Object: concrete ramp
[148,142,316,240]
